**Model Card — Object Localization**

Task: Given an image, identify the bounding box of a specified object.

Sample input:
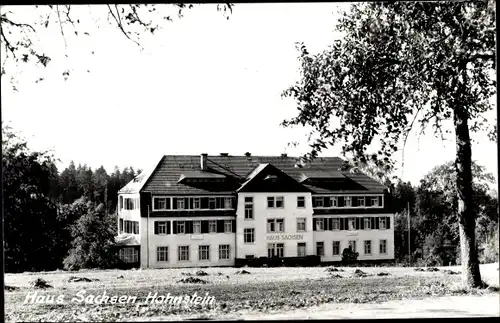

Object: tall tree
[282,1,496,287]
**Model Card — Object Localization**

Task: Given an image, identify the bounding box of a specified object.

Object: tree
[282,1,496,288]
[2,124,61,272]
[63,203,118,270]
[1,4,233,86]
[341,247,359,265]
[59,161,79,204]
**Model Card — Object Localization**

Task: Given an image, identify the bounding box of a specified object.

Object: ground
[4,262,499,321]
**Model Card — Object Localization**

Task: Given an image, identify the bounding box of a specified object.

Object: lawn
[4,263,499,322]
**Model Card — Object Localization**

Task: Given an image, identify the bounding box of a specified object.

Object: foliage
[63,204,119,271]
[0,4,233,85]
[341,247,359,264]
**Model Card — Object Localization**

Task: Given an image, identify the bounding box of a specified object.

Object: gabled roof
[136,155,387,195]
[237,163,311,193]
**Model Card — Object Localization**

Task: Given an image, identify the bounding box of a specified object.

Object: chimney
[245,152,251,157]
[200,153,208,170]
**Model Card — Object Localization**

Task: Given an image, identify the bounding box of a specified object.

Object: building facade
[115,154,394,268]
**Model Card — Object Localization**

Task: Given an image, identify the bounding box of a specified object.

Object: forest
[3,123,498,273]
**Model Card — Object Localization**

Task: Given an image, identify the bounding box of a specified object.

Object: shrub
[342,247,359,265]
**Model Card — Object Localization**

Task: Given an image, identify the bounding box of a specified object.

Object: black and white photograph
[2,1,498,321]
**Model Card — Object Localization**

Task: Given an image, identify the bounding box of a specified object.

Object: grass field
[4,263,499,322]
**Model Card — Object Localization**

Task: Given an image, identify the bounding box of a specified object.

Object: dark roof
[137,155,387,195]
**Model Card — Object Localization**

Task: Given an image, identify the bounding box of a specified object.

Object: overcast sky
[1,3,497,186]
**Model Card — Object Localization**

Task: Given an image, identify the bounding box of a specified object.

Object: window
[119,247,139,263]
[199,245,210,261]
[176,221,186,234]
[157,246,168,262]
[379,217,387,229]
[268,243,284,258]
[380,240,387,254]
[348,217,356,230]
[123,220,139,234]
[316,242,324,256]
[316,218,324,231]
[297,196,305,208]
[364,217,371,229]
[371,197,379,207]
[267,219,284,233]
[345,196,352,207]
[244,197,254,219]
[119,196,123,209]
[364,240,371,255]
[209,220,217,233]
[349,240,357,252]
[224,197,232,209]
[219,245,230,260]
[296,218,306,232]
[224,220,232,233]
[154,197,167,210]
[244,228,255,243]
[193,198,201,209]
[158,221,167,235]
[193,220,201,234]
[177,198,185,210]
[276,196,284,208]
[119,218,124,233]
[330,196,338,207]
[297,242,307,257]
[332,241,340,256]
[209,198,216,209]
[124,198,136,210]
[358,197,365,207]
[267,197,275,208]
[332,218,340,230]
[313,197,324,207]
[178,246,190,261]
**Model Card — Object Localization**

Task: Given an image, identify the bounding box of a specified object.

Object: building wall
[140,216,235,269]
[118,193,141,243]
[313,213,395,262]
[235,192,315,259]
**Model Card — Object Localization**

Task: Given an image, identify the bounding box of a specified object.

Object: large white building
[115,154,394,269]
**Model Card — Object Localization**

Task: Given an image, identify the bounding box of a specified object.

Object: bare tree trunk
[453,105,482,288]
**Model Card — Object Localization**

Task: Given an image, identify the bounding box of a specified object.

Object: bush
[342,247,359,265]
[479,227,499,264]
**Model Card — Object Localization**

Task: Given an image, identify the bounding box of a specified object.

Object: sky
[1,3,497,186]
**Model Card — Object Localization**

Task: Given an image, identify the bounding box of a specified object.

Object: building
[115,153,394,269]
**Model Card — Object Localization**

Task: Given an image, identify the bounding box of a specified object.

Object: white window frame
[275,196,284,208]
[244,228,255,244]
[158,221,167,235]
[330,196,338,207]
[268,243,284,258]
[193,220,201,234]
[345,196,352,207]
[296,218,306,232]
[371,197,380,207]
[364,217,371,229]
[380,239,387,254]
[379,217,387,229]
[364,240,371,255]
[267,197,275,208]
[157,246,168,262]
[177,198,185,210]
[297,196,306,208]
[267,218,284,233]
[224,220,232,233]
[297,242,306,257]
[209,198,216,209]
[193,197,201,209]
[153,197,167,211]
[219,245,230,260]
[244,197,254,219]
[316,241,324,256]
[198,245,210,261]
[349,240,357,252]
[316,218,325,231]
[348,217,356,230]
[176,221,186,234]
[224,197,232,209]
[332,241,340,256]
[178,245,190,261]
[208,220,217,233]
[332,218,340,230]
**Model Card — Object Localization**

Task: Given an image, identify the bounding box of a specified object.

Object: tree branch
[56,6,68,49]
[106,4,142,49]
